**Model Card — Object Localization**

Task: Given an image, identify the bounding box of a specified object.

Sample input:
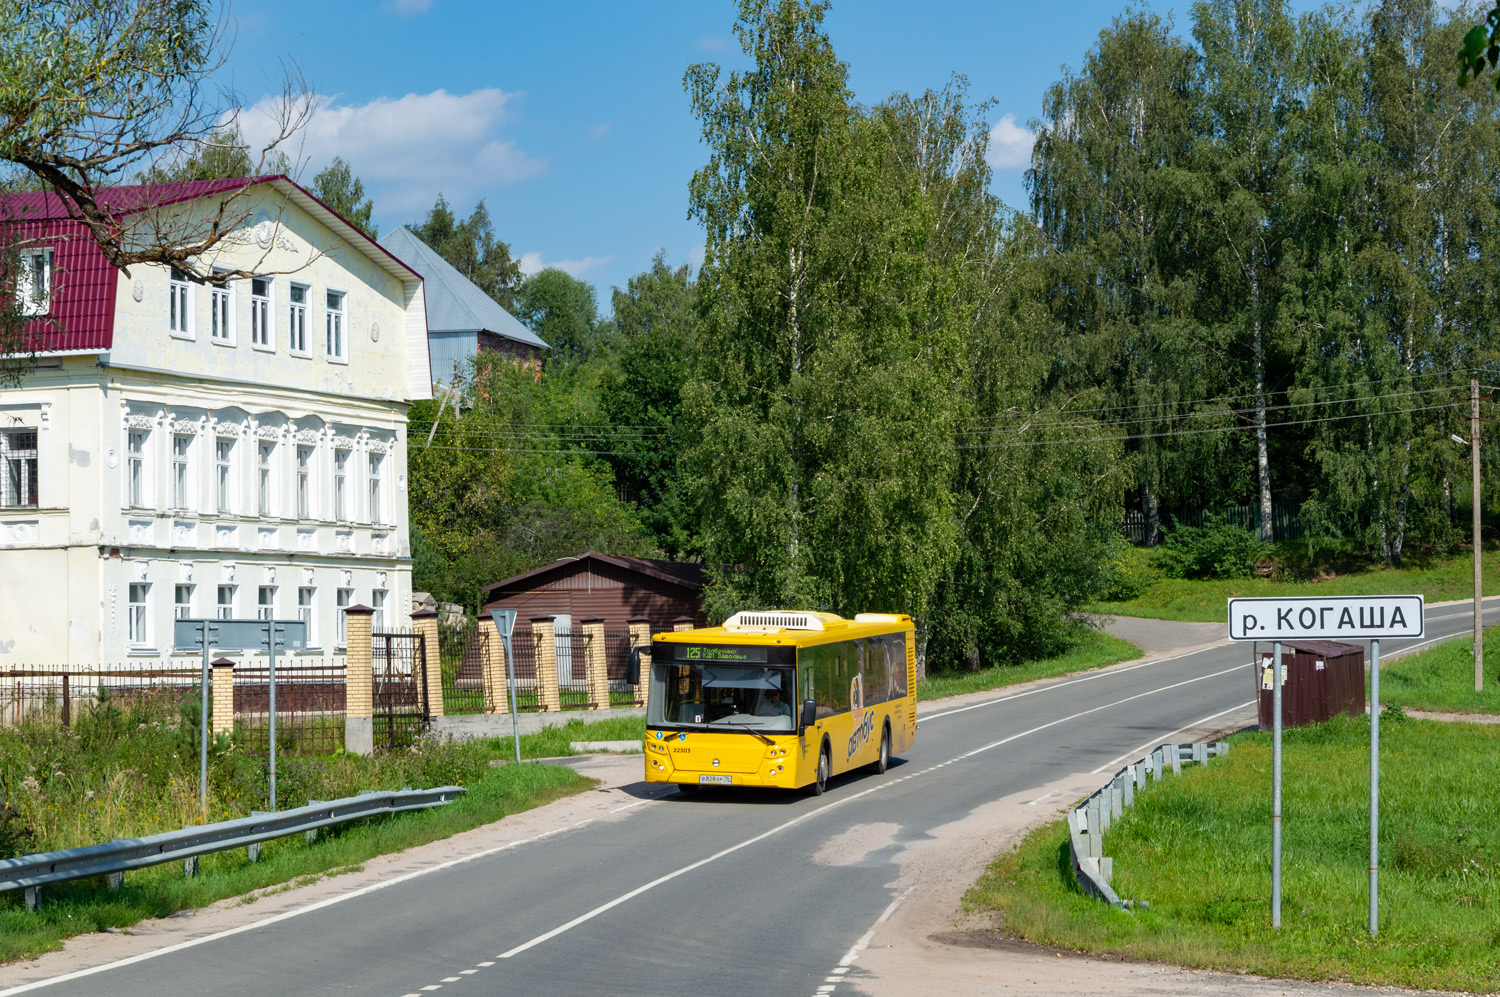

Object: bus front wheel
[810,744,830,796]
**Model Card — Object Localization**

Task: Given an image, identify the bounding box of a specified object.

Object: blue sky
[222,0,1319,308]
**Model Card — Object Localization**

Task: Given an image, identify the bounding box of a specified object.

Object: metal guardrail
[0,786,465,908]
[1068,741,1228,908]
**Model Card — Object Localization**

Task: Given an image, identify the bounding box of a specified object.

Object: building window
[0,429,38,508]
[250,277,272,349]
[18,249,53,316]
[209,276,232,344]
[169,267,193,338]
[175,583,194,619]
[288,283,309,354]
[295,445,312,518]
[336,587,353,645]
[127,429,148,508]
[171,434,192,510]
[215,438,234,514]
[333,449,349,521]
[371,587,387,633]
[128,582,149,646]
[257,585,276,621]
[257,440,274,517]
[325,289,346,361]
[216,584,235,619]
[298,585,315,646]
[367,451,383,524]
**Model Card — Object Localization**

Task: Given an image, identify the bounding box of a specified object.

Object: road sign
[1227,595,1423,641]
[174,618,308,651]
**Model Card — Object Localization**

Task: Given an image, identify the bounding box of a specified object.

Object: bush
[1158,513,1273,579]
[1097,541,1159,602]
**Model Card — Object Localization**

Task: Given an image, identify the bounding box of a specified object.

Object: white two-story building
[0,177,431,663]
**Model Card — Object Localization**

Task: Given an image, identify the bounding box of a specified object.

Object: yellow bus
[644,611,917,795]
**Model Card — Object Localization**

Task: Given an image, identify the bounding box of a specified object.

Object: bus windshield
[648,658,795,732]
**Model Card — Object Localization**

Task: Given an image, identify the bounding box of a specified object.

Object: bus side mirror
[800,699,817,730]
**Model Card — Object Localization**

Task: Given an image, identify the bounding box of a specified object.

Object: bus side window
[891,634,908,696]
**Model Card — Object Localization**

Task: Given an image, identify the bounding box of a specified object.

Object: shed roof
[481,552,705,599]
[379,227,547,350]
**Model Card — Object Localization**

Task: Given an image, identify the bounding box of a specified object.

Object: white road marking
[1090,700,1256,774]
[809,886,915,994]
[0,822,593,996]
[919,647,1219,723]
[475,961,494,967]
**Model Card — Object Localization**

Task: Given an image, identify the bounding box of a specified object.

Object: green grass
[0,753,588,964]
[506,715,647,758]
[1095,549,1500,622]
[1381,627,1500,715]
[919,630,1142,701]
[968,716,1500,991]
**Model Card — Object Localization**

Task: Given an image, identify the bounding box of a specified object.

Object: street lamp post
[1452,377,1483,694]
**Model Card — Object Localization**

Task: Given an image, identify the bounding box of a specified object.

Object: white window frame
[209,272,234,346]
[288,282,310,357]
[250,277,273,351]
[336,587,353,646]
[367,450,384,524]
[216,584,236,620]
[18,248,53,317]
[295,444,313,519]
[324,287,347,363]
[0,428,38,509]
[256,439,275,517]
[333,448,350,522]
[298,585,316,647]
[257,585,276,621]
[174,583,194,620]
[126,428,149,509]
[168,267,194,339]
[127,582,150,648]
[371,587,387,633]
[171,434,193,511]
[215,437,234,514]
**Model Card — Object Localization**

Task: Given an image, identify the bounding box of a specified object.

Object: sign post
[174,618,307,814]
[490,610,520,764]
[1228,595,1423,934]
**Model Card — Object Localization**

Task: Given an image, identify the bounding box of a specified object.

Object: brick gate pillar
[672,615,694,632]
[478,616,508,714]
[344,605,375,755]
[411,609,445,719]
[580,618,609,710]
[532,616,561,712]
[628,618,652,707]
[211,657,236,737]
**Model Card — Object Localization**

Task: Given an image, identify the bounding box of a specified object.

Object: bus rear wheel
[871,724,890,775]
[810,745,830,796]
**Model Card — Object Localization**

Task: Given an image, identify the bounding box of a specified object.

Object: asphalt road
[8,599,1497,997]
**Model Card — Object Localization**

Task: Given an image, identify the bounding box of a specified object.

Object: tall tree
[514,268,611,364]
[411,196,523,310]
[684,0,965,629]
[311,157,377,239]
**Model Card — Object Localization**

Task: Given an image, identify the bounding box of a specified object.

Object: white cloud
[696,36,729,52]
[588,122,612,142]
[986,113,1035,171]
[519,252,614,279]
[386,0,432,14]
[236,88,546,216]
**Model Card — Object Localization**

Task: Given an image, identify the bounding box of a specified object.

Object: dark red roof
[480,552,706,598]
[0,175,419,354]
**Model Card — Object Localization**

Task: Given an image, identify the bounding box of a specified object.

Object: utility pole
[1474,379,1483,693]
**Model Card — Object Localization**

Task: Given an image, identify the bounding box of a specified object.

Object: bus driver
[755,688,792,717]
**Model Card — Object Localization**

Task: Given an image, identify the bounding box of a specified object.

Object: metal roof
[378,227,547,350]
[480,552,704,600]
[0,176,426,355]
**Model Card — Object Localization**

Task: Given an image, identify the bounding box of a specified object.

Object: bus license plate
[698,774,732,785]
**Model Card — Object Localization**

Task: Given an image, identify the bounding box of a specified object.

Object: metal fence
[373,632,428,749]
[1123,503,1304,544]
[231,660,347,755]
[438,620,488,715]
[556,626,589,710]
[0,665,202,729]
[603,628,638,707]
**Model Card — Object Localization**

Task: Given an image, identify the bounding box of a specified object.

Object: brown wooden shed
[480,552,707,636]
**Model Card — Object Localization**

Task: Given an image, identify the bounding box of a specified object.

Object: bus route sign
[1227,595,1424,642]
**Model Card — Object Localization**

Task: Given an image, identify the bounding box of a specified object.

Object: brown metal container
[1254,639,1365,729]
